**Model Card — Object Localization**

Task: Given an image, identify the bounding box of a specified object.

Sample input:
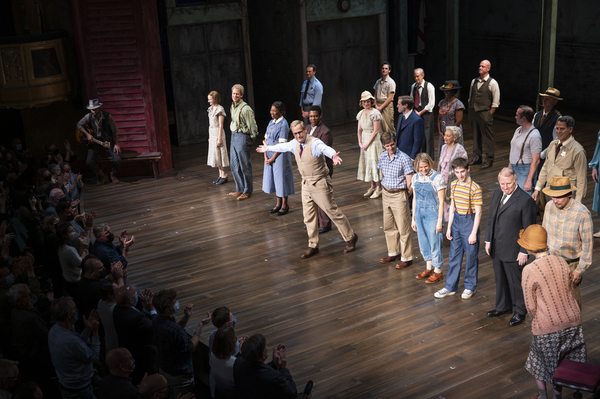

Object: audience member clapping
[78,256,123,323]
[97,284,119,353]
[97,348,142,399]
[0,359,20,398]
[138,373,195,399]
[91,223,133,272]
[210,325,247,399]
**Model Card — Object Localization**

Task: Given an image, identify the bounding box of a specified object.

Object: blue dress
[262,118,295,197]
[588,131,600,215]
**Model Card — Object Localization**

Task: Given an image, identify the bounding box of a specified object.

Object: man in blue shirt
[299,64,323,126]
[48,297,100,399]
[91,223,134,272]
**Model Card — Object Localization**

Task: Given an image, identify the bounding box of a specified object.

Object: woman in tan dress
[356,91,383,199]
[207,91,229,184]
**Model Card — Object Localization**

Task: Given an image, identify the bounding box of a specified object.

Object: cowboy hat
[539,87,563,100]
[517,224,548,251]
[542,176,576,197]
[86,99,103,109]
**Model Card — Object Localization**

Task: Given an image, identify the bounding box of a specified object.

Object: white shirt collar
[273,116,283,124]
[404,110,413,120]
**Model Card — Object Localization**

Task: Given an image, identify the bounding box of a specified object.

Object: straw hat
[359,91,375,106]
[517,225,548,251]
[86,99,103,109]
[542,176,576,197]
[539,87,563,101]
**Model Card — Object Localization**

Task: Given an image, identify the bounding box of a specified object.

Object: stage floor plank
[83,109,600,398]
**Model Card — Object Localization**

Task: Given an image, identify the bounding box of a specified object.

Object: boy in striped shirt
[434,157,483,300]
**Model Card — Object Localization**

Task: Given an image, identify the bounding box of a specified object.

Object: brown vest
[470,77,494,112]
[294,135,330,184]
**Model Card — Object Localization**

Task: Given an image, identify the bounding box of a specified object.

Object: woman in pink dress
[437,126,467,221]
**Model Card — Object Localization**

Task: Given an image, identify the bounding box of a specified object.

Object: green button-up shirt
[230,100,258,139]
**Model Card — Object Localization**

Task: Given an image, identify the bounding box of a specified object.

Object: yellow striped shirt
[451,179,482,214]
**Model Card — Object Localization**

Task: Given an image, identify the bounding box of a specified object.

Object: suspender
[517,127,535,165]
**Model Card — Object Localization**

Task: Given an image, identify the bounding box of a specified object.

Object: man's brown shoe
[343,234,359,253]
[380,255,400,264]
[416,269,434,279]
[425,272,443,283]
[468,158,481,166]
[395,260,413,269]
[237,193,252,201]
[227,192,243,197]
[480,162,493,170]
[301,247,319,259]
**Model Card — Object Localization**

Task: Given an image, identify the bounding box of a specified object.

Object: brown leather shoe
[228,192,243,197]
[395,260,413,269]
[480,162,493,170]
[237,193,252,200]
[468,157,481,166]
[416,269,434,279]
[301,247,319,259]
[343,234,358,253]
[380,255,400,264]
[425,272,443,283]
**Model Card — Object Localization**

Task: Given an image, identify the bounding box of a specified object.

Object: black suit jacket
[484,186,537,262]
[112,305,155,357]
[233,357,297,399]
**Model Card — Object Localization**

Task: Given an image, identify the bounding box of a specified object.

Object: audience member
[91,223,133,272]
[0,359,20,399]
[12,381,43,399]
[113,285,156,385]
[138,373,195,399]
[42,188,65,217]
[210,325,247,399]
[97,348,142,399]
[519,224,586,399]
[56,222,86,297]
[395,96,424,160]
[484,168,536,327]
[233,334,298,399]
[509,105,541,195]
[78,255,123,321]
[468,59,500,169]
[208,306,238,397]
[541,176,593,311]
[48,297,100,399]
[97,284,119,353]
[152,289,210,397]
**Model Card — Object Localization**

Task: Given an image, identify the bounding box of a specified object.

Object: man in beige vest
[257,120,358,259]
[373,62,396,133]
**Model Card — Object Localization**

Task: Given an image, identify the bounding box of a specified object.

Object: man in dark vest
[467,60,500,169]
[533,87,562,167]
[409,68,435,158]
[77,99,122,184]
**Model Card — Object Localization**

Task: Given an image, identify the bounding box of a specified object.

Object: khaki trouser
[382,189,413,261]
[377,99,394,134]
[567,259,583,311]
[302,178,354,248]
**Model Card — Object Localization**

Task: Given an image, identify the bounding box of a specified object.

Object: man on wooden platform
[257,120,358,259]
[76,99,121,185]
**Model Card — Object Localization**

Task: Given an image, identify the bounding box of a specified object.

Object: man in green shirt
[228,84,258,200]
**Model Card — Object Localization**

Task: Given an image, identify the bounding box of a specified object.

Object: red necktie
[299,145,303,158]
[414,86,421,109]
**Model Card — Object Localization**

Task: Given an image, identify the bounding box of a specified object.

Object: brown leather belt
[382,186,406,194]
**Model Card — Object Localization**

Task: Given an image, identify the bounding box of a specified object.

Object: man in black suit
[233,334,298,399]
[113,285,157,385]
[484,167,536,327]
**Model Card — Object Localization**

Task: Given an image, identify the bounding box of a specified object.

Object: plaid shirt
[377,149,414,189]
[542,199,593,275]
[152,315,194,376]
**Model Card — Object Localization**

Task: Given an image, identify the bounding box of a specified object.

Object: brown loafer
[380,255,400,264]
[425,272,443,283]
[416,269,434,279]
[228,191,243,197]
[237,193,252,200]
[395,260,413,269]
[343,233,359,253]
[301,247,319,259]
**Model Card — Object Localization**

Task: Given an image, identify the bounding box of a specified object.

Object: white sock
[426,261,433,271]
[434,267,442,274]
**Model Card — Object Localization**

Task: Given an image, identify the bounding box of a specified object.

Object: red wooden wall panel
[70,0,172,173]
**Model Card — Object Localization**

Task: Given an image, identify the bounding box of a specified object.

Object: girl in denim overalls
[412,153,446,284]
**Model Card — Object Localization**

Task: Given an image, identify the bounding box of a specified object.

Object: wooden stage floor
[83,108,600,398]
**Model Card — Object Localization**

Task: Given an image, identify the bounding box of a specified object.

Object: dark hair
[81,254,100,273]
[55,202,71,216]
[518,105,534,122]
[59,162,70,172]
[381,61,391,70]
[241,334,266,363]
[451,157,468,170]
[56,222,72,246]
[272,101,286,117]
[100,284,114,301]
[306,63,316,72]
[308,105,322,115]
[12,381,40,399]
[51,296,74,321]
[400,95,415,110]
[212,306,231,328]
[557,115,575,128]
[153,289,177,314]
[212,325,237,359]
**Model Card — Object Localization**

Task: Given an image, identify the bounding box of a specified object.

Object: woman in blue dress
[589,130,600,237]
[262,101,295,215]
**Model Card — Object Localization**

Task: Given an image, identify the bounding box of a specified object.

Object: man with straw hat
[519,224,586,399]
[541,176,593,311]
[534,87,563,164]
